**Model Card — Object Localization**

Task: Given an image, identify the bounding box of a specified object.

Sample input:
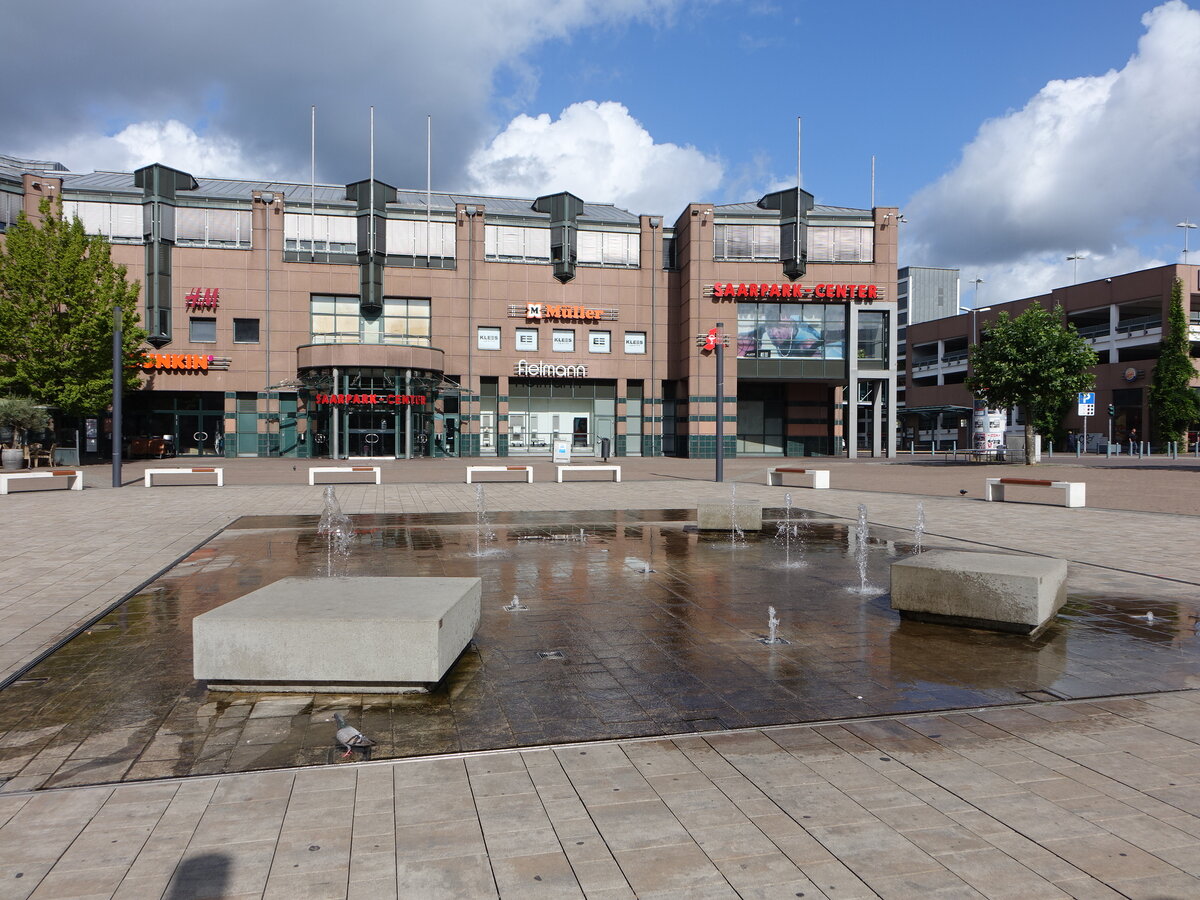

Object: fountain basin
[698,500,763,532]
[193,576,481,692]
[890,550,1067,636]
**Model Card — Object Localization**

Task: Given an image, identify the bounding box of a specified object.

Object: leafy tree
[966,302,1098,465]
[0,197,145,417]
[1148,277,1200,445]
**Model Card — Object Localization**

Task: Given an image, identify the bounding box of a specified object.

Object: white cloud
[20,121,274,180]
[3,1,686,188]
[466,100,723,215]
[905,0,1200,297]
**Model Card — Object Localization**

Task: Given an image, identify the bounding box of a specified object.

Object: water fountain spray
[914,501,926,555]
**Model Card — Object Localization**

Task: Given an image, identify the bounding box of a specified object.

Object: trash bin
[599,437,611,461]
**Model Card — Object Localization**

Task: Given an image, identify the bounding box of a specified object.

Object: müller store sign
[708,282,880,301]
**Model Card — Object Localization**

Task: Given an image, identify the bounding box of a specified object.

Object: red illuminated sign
[710,283,878,301]
[313,394,427,406]
[143,353,213,371]
[185,288,220,310]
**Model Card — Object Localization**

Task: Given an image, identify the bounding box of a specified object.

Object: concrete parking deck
[0,456,1198,899]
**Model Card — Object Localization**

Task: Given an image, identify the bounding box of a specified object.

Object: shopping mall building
[903,263,1200,450]
[0,153,899,461]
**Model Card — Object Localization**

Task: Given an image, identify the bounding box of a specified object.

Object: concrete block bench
[144,466,224,487]
[466,465,533,483]
[0,468,83,494]
[309,466,381,485]
[698,500,763,532]
[891,550,1068,636]
[193,575,482,692]
[985,477,1085,508]
[557,465,621,483]
[767,467,829,488]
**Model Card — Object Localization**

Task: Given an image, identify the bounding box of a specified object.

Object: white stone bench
[466,465,533,483]
[144,466,224,487]
[985,477,1085,508]
[0,468,83,494]
[557,465,621,483]
[309,466,381,485]
[767,467,829,488]
[193,576,482,692]
[891,550,1068,636]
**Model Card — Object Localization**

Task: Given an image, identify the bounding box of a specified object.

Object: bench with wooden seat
[0,468,83,494]
[308,466,381,485]
[985,477,1085,508]
[767,467,830,488]
[144,467,224,487]
[556,465,621,483]
[465,465,534,484]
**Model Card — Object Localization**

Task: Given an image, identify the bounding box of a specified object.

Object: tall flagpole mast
[796,116,802,189]
[369,107,375,256]
[427,114,432,268]
[310,105,316,261]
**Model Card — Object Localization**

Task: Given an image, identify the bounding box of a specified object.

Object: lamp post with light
[1177,220,1197,264]
[1067,250,1086,283]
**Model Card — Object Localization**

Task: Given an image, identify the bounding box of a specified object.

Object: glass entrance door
[178,413,224,456]
[345,409,396,458]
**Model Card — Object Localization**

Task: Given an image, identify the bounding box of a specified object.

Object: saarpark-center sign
[709,282,879,301]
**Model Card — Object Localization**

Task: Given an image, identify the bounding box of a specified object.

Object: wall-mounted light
[258,191,276,204]
[30,181,41,190]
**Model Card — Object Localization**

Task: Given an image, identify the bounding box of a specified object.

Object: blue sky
[6,0,1199,303]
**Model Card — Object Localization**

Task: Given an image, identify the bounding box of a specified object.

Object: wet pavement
[1,460,1199,899]
[2,508,1197,792]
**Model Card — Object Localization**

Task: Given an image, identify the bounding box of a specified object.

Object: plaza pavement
[0,455,1198,899]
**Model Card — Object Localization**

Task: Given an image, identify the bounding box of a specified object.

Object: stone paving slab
[0,458,1198,897]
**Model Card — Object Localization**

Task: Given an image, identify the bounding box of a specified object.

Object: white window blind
[484,224,551,262]
[61,200,144,242]
[577,230,639,266]
[284,213,356,252]
[174,207,251,247]
[713,224,779,260]
[384,219,455,258]
[807,225,872,262]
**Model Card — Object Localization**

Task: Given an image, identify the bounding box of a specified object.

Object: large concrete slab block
[697,500,763,532]
[193,576,481,692]
[890,551,1067,636]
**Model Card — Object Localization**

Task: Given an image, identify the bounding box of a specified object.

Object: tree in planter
[1148,278,1200,446]
[966,303,1098,465]
[0,396,51,469]
[0,198,146,418]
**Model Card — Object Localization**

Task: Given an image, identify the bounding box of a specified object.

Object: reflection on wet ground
[1,509,1197,790]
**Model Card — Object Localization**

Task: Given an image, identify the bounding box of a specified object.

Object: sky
[6,0,1200,306]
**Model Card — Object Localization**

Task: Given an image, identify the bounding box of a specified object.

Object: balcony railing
[1115,315,1162,334]
[1075,323,1111,339]
[941,350,968,364]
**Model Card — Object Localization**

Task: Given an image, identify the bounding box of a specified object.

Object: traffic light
[1108,404,1116,417]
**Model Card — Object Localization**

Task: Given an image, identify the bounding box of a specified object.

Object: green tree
[966,302,1098,465]
[0,197,145,417]
[1148,277,1200,446]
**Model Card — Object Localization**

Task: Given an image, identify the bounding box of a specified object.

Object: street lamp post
[1067,250,1086,283]
[1177,220,1198,264]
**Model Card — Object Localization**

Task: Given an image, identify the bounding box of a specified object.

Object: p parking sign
[1077,392,1095,417]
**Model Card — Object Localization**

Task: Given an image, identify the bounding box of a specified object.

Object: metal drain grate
[1019,689,1070,702]
[11,677,49,687]
[537,650,565,660]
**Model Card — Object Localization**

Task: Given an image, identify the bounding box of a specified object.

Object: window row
[310,295,432,346]
[477,327,646,355]
[714,224,873,263]
[485,225,640,266]
[188,318,260,343]
[0,190,21,230]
